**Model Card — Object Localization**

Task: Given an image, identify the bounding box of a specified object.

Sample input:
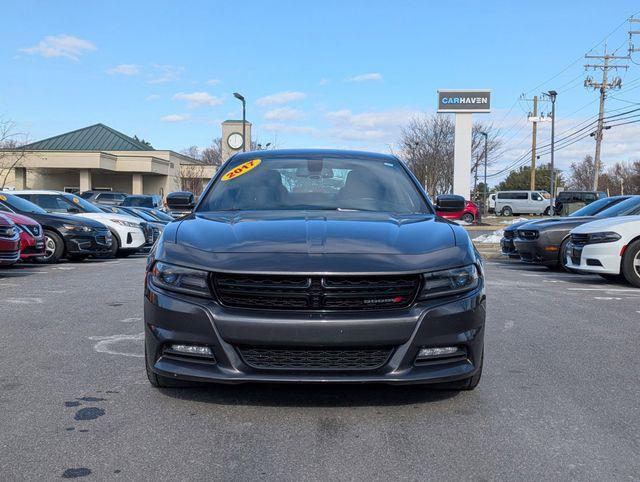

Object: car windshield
[0,193,47,214]
[595,196,640,217]
[571,196,626,216]
[62,194,104,213]
[146,209,174,222]
[126,208,156,222]
[124,197,151,207]
[198,155,431,214]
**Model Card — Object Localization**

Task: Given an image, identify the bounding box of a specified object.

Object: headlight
[586,231,622,244]
[150,262,211,297]
[0,226,17,237]
[63,224,92,232]
[110,219,140,228]
[419,264,480,300]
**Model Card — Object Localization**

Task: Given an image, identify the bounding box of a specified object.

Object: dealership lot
[1,257,639,480]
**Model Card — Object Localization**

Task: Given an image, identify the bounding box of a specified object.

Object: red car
[435,195,479,224]
[0,213,21,266]
[3,212,46,260]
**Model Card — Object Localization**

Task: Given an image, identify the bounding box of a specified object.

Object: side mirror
[435,194,466,212]
[166,191,195,211]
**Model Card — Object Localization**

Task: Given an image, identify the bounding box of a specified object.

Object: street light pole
[233,92,246,152]
[480,131,488,216]
[547,90,557,216]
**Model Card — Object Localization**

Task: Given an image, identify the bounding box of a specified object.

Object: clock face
[227,133,244,150]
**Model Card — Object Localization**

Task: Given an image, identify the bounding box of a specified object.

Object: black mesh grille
[212,273,420,311]
[238,346,393,371]
[503,230,515,239]
[571,233,590,246]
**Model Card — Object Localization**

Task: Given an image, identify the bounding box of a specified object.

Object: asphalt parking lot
[1,257,639,480]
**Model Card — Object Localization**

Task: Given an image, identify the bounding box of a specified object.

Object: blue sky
[2,0,640,182]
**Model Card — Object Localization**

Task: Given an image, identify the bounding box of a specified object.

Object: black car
[144,149,485,390]
[513,195,640,269]
[500,195,629,258]
[0,192,112,263]
[554,190,606,215]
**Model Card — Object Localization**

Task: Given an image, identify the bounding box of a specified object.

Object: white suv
[13,190,149,257]
[565,215,640,287]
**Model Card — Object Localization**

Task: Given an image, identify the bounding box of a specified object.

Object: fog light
[417,346,459,359]
[169,344,213,357]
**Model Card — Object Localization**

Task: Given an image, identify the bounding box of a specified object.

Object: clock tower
[221,120,252,162]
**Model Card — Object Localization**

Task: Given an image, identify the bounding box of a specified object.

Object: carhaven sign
[437,90,491,113]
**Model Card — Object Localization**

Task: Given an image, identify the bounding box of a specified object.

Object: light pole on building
[233,92,246,152]
[547,90,557,216]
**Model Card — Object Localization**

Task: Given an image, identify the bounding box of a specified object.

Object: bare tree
[398,114,501,197]
[568,155,600,190]
[0,118,29,189]
[179,163,207,195]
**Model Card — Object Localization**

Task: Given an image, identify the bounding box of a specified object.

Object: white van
[495,190,551,216]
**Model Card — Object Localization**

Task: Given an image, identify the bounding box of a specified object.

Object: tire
[461,213,475,224]
[35,230,64,264]
[621,239,640,288]
[543,207,551,216]
[145,348,196,388]
[559,238,573,272]
[501,206,513,217]
[430,352,483,391]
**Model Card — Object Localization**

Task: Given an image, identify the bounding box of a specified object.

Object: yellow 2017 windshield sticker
[0,194,6,201]
[221,159,261,181]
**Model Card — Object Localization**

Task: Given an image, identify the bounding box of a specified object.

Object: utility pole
[529,96,538,191]
[544,91,557,216]
[584,46,628,190]
[480,132,488,214]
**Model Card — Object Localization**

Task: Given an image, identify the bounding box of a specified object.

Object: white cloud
[206,78,221,85]
[107,64,140,75]
[256,91,306,106]
[319,78,330,86]
[264,107,303,121]
[161,114,190,123]
[325,108,418,141]
[172,91,223,108]
[20,34,96,61]
[147,65,183,84]
[346,72,382,83]
[145,94,160,101]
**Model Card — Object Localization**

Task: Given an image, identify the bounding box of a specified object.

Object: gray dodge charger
[144,149,485,390]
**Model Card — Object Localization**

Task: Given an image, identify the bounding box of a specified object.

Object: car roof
[230,148,398,162]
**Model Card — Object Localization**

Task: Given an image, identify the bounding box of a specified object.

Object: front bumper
[513,238,559,266]
[564,241,623,275]
[65,229,113,255]
[0,236,21,265]
[144,282,485,385]
[500,236,519,258]
[19,236,45,259]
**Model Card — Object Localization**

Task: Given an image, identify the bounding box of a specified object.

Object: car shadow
[0,263,46,278]
[158,382,461,407]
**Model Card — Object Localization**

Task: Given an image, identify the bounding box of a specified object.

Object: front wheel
[621,240,640,288]
[35,230,64,264]
[559,238,574,272]
[461,213,475,224]
[501,206,513,217]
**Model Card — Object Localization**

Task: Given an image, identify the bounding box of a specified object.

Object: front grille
[212,273,420,311]
[238,346,393,371]
[0,249,20,261]
[571,233,590,246]
[503,230,515,239]
[19,224,41,237]
[517,229,539,240]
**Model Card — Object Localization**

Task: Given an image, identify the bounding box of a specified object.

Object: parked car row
[488,190,605,216]
[500,194,640,287]
[79,190,163,209]
[0,190,165,265]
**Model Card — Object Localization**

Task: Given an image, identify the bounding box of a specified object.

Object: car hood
[525,216,595,231]
[2,212,39,226]
[159,211,476,274]
[571,215,640,234]
[16,211,107,229]
[77,212,142,225]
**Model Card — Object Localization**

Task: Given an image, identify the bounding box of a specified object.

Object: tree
[398,114,501,197]
[0,118,28,189]
[568,155,600,190]
[133,135,153,148]
[496,163,565,193]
